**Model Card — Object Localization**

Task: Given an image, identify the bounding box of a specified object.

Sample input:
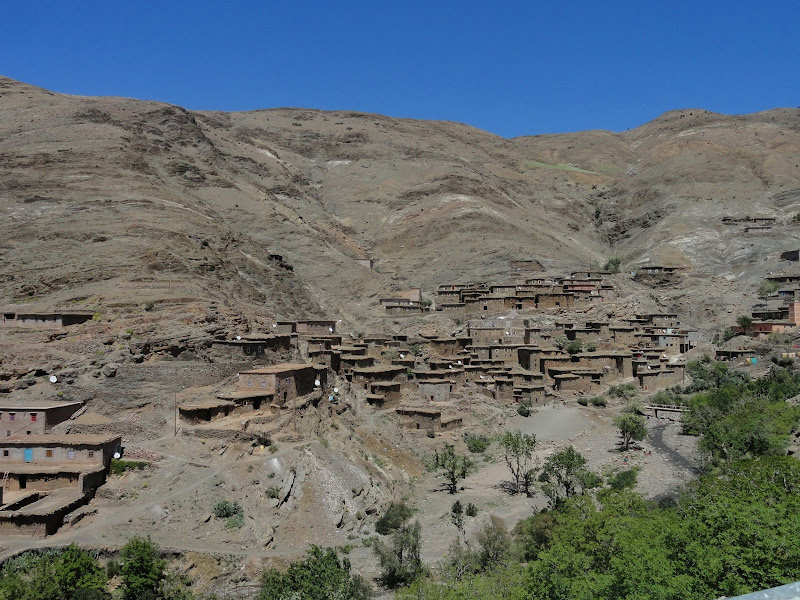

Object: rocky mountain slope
[2,76,800,330]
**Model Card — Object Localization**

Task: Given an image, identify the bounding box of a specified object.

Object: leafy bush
[143,301,155,312]
[226,513,244,528]
[517,398,532,417]
[608,382,639,400]
[566,341,583,355]
[603,257,621,273]
[375,501,414,535]
[119,537,165,600]
[464,433,490,453]
[110,459,149,475]
[577,398,589,406]
[466,502,479,517]
[212,500,243,519]
[258,545,372,600]
[590,396,607,407]
[586,343,597,352]
[374,521,425,588]
[608,468,638,490]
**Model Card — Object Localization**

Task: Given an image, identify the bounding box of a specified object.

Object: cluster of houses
[181,298,697,436]
[0,277,703,537]
[432,272,616,313]
[0,399,121,537]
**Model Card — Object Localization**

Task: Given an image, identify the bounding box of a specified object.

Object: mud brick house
[396,407,461,431]
[355,258,374,270]
[571,352,633,379]
[418,379,453,402]
[610,325,637,345]
[470,344,523,366]
[0,434,121,536]
[715,348,757,363]
[384,302,429,315]
[535,292,574,309]
[1,312,94,329]
[780,250,800,262]
[178,399,236,423]
[0,400,83,437]
[429,337,470,357]
[338,354,375,373]
[369,381,402,404]
[296,320,337,336]
[212,333,294,360]
[636,367,681,391]
[734,321,796,336]
[238,363,324,405]
[552,369,604,392]
[565,326,603,343]
[351,365,407,385]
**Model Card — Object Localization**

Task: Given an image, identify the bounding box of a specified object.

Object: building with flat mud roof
[238,363,325,404]
[1,311,94,329]
[0,400,84,437]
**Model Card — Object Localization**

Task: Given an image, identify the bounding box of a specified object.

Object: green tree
[538,446,594,507]
[499,430,538,496]
[119,537,165,600]
[736,315,753,334]
[53,545,108,599]
[613,412,647,451]
[757,279,779,298]
[608,468,638,490]
[451,500,465,539]
[565,341,582,355]
[433,445,475,494]
[375,502,413,535]
[603,257,622,273]
[258,546,371,600]
[474,516,511,571]
[374,521,425,588]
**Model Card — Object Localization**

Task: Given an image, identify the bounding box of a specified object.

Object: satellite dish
[236,335,242,340]
[49,375,58,383]
[400,353,405,358]
[448,364,453,369]
[314,379,321,387]
[457,360,462,365]
[479,375,485,379]
[113,452,121,459]
[272,323,277,328]
[328,327,334,333]
[333,387,339,393]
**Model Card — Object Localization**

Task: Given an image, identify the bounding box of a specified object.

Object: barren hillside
[2,76,799,331]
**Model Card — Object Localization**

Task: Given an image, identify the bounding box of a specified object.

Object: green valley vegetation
[392,363,800,600]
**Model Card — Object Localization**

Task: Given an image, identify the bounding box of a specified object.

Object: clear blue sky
[2,0,798,137]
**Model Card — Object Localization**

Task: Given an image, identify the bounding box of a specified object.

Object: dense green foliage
[110,459,149,475]
[375,501,414,535]
[119,536,165,600]
[538,445,599,507]
[394,365,800,599]
[463,433,490,453]
[0,545,109,600]
[607,468,638,490]
[258,546,371,600]
[603,257,621,273]
[374,521,424,587]
[683,364,800,465]
[0,538,212,600]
